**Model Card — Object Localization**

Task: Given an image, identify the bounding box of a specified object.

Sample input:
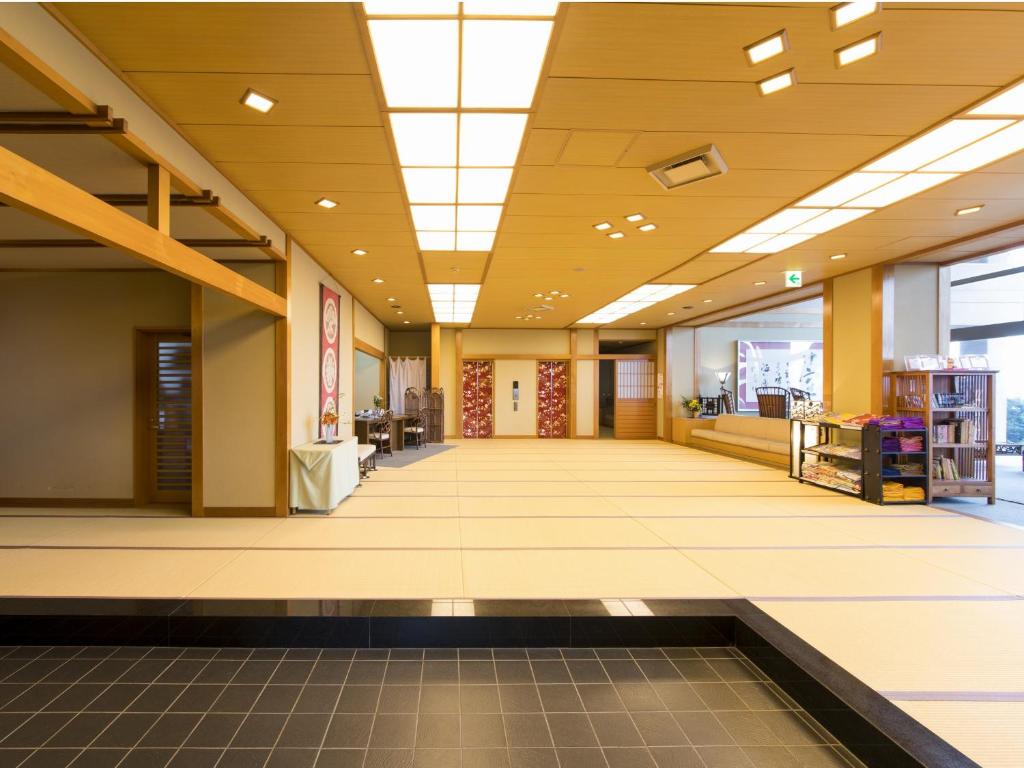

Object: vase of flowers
[685,398,702,418]
[373,394,384,415]
[321,408,339,443]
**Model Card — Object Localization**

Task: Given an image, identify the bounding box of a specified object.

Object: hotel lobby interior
[2,2,1024,767]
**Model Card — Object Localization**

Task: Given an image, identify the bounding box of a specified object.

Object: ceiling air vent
[647,144,727,190]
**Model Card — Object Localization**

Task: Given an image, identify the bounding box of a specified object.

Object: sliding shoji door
[614,359,657,439]
[462,360,494,439]
[537,360,568,438]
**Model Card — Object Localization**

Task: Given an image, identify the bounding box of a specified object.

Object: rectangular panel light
[577,284,694,324]
[864,119,1011,172]
[461,20,553,108]
[749,208,828,234]
[832,2,878,29]
[459,113,528,166]
[836,34,880,67]
[969,82,1024,117]
[795,172,902,207]
[922,120,1024,173]
[429,283,480,323]
[390,113,457,166]
[411,205,455,230]
[363,1,460,14]
[457,205,503,231]
[456,231,496,251]
[367,20,458,107]
[758,70,794,96]
[744,31,788,65]
[402,168,456,203]
[417,231,455,250]
[709,233,774,253]
[462,1,559,15]
[843,172,959,207]
[788,207,874,234]
[745,233,816,253]
[457,168,513,203]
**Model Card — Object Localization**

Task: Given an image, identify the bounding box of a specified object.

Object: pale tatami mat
[3,438,1023,764]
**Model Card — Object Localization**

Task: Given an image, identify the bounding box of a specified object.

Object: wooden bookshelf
[885,371,996,505]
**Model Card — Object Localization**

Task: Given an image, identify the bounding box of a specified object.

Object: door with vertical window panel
[144,333,192,503]
[537,360,568,438]
[614,359,656,439]
[462,360,493,438]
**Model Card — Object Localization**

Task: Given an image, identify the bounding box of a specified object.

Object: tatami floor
[2,439,1023,766]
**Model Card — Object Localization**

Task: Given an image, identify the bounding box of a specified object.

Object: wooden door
[614,359,657,439]
[462,360,493,438]
[537,360,568,438]
[140,332,193,503]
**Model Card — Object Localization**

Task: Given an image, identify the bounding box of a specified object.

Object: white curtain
[388,357,426,411]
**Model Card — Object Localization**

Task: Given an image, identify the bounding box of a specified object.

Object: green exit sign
[784,270,803,288]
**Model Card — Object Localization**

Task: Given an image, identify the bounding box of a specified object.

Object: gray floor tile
[377,687,418,715]
[46,712,118,747]
[265,749,316,768]
[129,687,185,714]
[690,685,746,712]
[494,662,532,685]
[740,745,801,767]
[457,663,495,686]
[460,714,505,748]
[536,685,582,714]
[528,662,569,685]
[545,713,597,749]
[503,713,552,748]
[556,747,609,768]
[312,750,363,768]
[369,714,416,749]
[695,745,755,768]
[418,687,458,715]
[461,748,508,768]
[92,713,160,749]
[322,714,373,749]
[269,664,314,687]
[410,748,460,768]
[509,747,558,768]
[421,663,457,686]
[166,748,221,768]
[601,662,646,684]
[216,749,271,768]
[229,715,287,749]
[414,714,459,749]
[275,714,330,748]
[755,711,829,747]
[210,688,261,715]
[171,687,226,714]
[671,712,734,747]
[344,664,385,687]
[589,713,644,747]
[630,712,688,747]
[18,749,84,768]
[67,749,128,768]
[307,663,349,687]
[614,684,665,712]
[4,714,78,748]
[498,685,541,714]
[334,688,380,715]
[364,749,413,768]
[252,687,301,714]
[118,748,175,768]
[603,747,657,768]
[716,711,781,747]
[384,664,422,686]
[293,687,340,715]
[648,746,705,768]
[458,687,498,715]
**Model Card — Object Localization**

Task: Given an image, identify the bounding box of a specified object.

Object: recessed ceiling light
[550,290,560,295]
[667,311,676,316]
[796,172,902,207]
[593,221,612,231]
[956,204,984,216]
[758,69,794,96]
[835,34,880,67]
[625,213,645,222]
[969,81,1024,117]
[744,30,789,65]
[923,121,1024,173]
[578,284,694,324]
[515,315,523,319]
[864,119,1010,172]
[703,299,713,303]
[607,232,625,240]
[745,233,816,253]
[387,297,397,302]
[639,322,647,326]
[710,233,774,253]
[543,296,553,301]
[754,281,767,286]
[788,208,874,234]
[843,173,959,208]
[429,283,480,323]
[637,223,657,232]
[372,278,385,284]
[750,208,828,234]
[396,310,404,315]
[315,197,337,209]
[352,248,368,256]
[560,294,569,298]
[240,88,277,113]
[403,320,411,324]
[831,2,879,29]
[533,293,543,298]
[830,253,848,260]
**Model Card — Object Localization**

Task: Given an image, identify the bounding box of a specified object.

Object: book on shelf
[932,419,977,445]
[932,456,960,481]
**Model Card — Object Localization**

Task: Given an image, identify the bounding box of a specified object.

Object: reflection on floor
[0,644,864,768]
[1,438,1023,765]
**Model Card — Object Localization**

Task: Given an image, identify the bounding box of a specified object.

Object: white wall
[354,300,385,351]
[0,271,188,499]
[892,264,940,369]
[495,359,537,436]
[354,350,382,412]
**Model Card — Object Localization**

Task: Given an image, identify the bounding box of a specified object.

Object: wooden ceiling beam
[0,190,218,208]
[0,144,285,317]
[0,105,113,125]
[0,237,273,249]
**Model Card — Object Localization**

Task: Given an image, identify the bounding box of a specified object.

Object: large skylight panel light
[429,283,481,323]
[745,233,815,253]
[709,233,774,253]
[457,205,503,231]
[577,284,694,325]
[459,113,528,166]
[968,82,1024,116]
[461,20,553,108]
[843,172,959,207]
[367,20,459,107]
[922,121,1024,172]
[402,168,456,203]
[864,119,1011,172]
[462,1,559,15]
[411,205,456,231]
[457,168,513,203]
[390,113,457,166]
[417,231,455,250]
[456,231,496,251]
[363,1,459,14]
[788,207,874,234]
[748,208,828,234]
[795,172,902,207]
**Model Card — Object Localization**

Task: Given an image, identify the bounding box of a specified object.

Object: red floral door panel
[537,361,568,438]
[462,360,493,438]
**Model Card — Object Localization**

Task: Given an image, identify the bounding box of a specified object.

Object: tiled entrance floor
[0,644,863,768]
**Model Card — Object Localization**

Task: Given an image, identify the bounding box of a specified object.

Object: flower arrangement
[685,398,702,417]
[373,394,384,410]
[320,409,339,427]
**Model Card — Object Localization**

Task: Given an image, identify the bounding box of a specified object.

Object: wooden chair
[720,388,736,415]
[403,409,427,450]
[755,386,790,418]
[370,410,393,458]
[789,387,812,404]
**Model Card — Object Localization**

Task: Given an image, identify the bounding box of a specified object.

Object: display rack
[403,387,445,443]
[885,371,995,504]
[792,421,929,505]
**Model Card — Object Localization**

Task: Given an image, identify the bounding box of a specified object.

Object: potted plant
[372,394,384,415]
[321,407,339,443]
[685,398,702,418]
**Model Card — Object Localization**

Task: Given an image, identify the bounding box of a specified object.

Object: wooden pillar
[569,329,577,438]
[274,238,292,517]
[455,329,463,438]
[430,323,441,388]
[822,279,833,411]
[661,327,673,440]
[871,265,894,414]
[190,283,204,517]
[147,165,170,235]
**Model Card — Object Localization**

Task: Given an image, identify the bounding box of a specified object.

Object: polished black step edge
[0,598,977,768]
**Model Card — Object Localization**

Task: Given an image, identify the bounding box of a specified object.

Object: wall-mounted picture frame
[736,340,823,411]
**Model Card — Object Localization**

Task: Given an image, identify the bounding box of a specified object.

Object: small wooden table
[354,413,415,451]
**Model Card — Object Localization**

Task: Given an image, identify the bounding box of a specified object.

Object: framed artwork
[736,340,823,411]
[319,284,340,438]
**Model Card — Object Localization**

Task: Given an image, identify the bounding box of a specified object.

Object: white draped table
[289,437,360,512]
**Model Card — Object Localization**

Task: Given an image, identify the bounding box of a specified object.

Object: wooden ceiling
[50,1,1024,328]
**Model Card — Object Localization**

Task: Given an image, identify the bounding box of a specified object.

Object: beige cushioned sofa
[689,414,790,467]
